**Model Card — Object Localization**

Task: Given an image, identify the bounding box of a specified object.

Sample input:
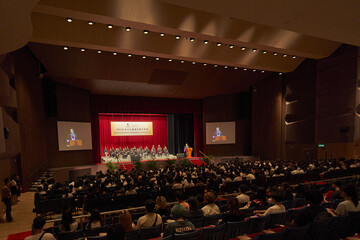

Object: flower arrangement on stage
[105,162,117,172]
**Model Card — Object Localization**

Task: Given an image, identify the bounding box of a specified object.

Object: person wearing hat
[163,204,195,236]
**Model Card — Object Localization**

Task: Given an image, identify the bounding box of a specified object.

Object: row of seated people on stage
[104,145,170,159]
[32,179,360,240]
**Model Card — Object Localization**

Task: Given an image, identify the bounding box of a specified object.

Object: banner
[111,122,153,136]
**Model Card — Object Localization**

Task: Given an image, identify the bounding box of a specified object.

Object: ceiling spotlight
[283,54,287,57]
[292,55,296,59]
[125,27,131,32]
[252,49,257,52]
[97,50,101,53]
[63,46,68,50]
[175,35,180,40]
[204,40,209,44]
[224,66,228,69]
[273,52,278,56]
[128,54,132,57]
[241,47,246,51]
[279,72,283,75]
[80,48,85,52]
[190,38,195,42]
[169,59,172,62]
[203,63,207,66]
[107,24,113,29]
[88,21,94,25]
[229,45,234,49]
[180,60,184,63]
[244,68,247,71]
[192,61,196,64]
[113,52,117,55]
[261,70,265,73]
[262,50,267,54]
[160,33,165,37]
[214,64,218,67]
[155,57,160,60]
[66,18,72,23]
[217,43,222,47]
[142,56,146,59]
[253,69,256,72]
[234,67,238,70]
[143,30,149,34]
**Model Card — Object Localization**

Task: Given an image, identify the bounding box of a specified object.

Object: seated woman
[185,197,203,219]
[163,204,195,236]
[58,210,78,232]
[254,191,285,216]
[222,196,244,223]
[118,210,135,232]
[86,209,103,230]
[155,196,171,217]
[327,184,360,216]
[201,192,220,216]
[136,199,162,229]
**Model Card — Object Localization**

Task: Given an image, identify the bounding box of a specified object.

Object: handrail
[27,159,48,186]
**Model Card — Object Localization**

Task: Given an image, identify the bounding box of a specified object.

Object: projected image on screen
[206,122,235,145]
[57,121,92,151]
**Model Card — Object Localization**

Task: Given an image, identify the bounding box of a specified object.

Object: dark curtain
[167,114,194,156]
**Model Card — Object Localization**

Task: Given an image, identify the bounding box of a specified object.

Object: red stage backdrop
[99,113,168,156]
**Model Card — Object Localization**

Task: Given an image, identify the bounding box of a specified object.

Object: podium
[214,136,227,142]
[69,140,83,147]
[185,147,193,158]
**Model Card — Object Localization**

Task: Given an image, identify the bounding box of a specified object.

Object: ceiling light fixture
[80,48,85,52]
[203,63,207,66]
[253,69,256,72]
[279,72,283,75]
[214,64,218,67]
[224,66,228,68]
[217,43,222,47]
[88,21,94,25]
[143,30,149,34]
[244,68,247,71]
[107,24,113,29]
[66,18,72,23]
[273,52,278,56]
[169,59,172,62]
[252,49,257,52]
[261,70,265,73]
[262,50,267,54]
[192,61,196,64]
[292,55,296,59]
[155,57,159,60]
[128,54,132,57]
[63,46,68,50]
[160,33,165,37]
[229,45,234,49]
[190,38,195,42]
[204,40,209,44]
[113,52,117,56]
[241,47,246,50]
[142,56,146,59]
[283,54,287,57]
[125,27,131,32]
[97,50,101,53]
[175,35,180,39]
[180,60,184,63]
[234,67,238,70]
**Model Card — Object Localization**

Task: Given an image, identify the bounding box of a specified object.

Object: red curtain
[99,113,168,156]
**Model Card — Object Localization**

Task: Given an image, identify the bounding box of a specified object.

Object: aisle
[0,192,36,240]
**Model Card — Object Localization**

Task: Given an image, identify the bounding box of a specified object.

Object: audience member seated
[293,190,330,226]
[175,190,189,211]
[330,181,342,201]
[136,199,162,229]
[327,184,360,216]
[156,196,171,217]
[196,193,206,208]
[107,224,125,240]
[222,196,244,223]
[58,210,78,232]
[279,182,294,201]
[254,191,285,216]
[185,196,203,219]
[118,210,135,232]
[201,192,220,216]
[163,204,195,236]
[237,184,250,207]
[61,187,73,199]
[249,187,268,209]
[172,176,183,189]
[25,216,56,240]
[86,209,103,230]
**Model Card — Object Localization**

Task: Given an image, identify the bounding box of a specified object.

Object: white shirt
[246,174,255,180]
[201,203,220,216]
[25,232,56,240]
[237,194,250,204]
[335,200,360,216]
[264,204,286,216]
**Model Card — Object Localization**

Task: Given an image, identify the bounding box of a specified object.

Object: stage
[100,154,177,163]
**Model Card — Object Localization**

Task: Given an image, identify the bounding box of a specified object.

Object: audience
[254,191,285,216]
[25,216,56,240]
[185,196,204,219]
[222,196,244,223]
[175,190,189,211]
[201,192,220,216]
[327,184,360,216]
[163,204,195,236]
[155,196,171,217]
[237,184,250,207]
[58,210,78,232]
[86,209,103,230]
[106,224,125,240]
[118,210,135,232]
[136,199,162,229]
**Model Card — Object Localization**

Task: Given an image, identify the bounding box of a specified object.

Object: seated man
[254,191,285,216]
[136,199,162,229]
[25,216,56,240]
[163,204,195,236]
[237,184,250,207]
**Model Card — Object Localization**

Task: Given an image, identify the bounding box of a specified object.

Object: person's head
[61,210,74,231]
[227,196,242,215]
[332,181,342,189]
[341,184,359,207]
[196,194,204,204]
[171,204,187,219]
[32,216,46,231]
[187,196,198,210]
[175,190,185,202]
[145,199,156,213]
[155,196,167,209]
[107,224,125,240]
[270,191,283,204]
[89,209,102,224]
[304,190,323,205]
[239,184,248,194]
[70,128,74,134]
[118,210,133,232]
[204,192,217,204]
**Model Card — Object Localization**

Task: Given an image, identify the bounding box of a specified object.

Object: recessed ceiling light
[88,21,94,25]
[143,30,149,34]
[217,43,222,47]
[262,50,267,54]
[169,59,172,62]
[156,57,160,60]
[66,18,72,23]
[203,63,207,66]
[244,68,247,71]
[113,52,117,55]
[292,55,296,59]
[125,27,131,32]
[128,54,132,57]
[80,48,85,52]
[261,70,265,73]
[279,72,283,75]
[214,64,218,67]
[63,46,68,50]
[252,49,257,52]
[283,54,287,57]
[175,35,180,40]
[273,52,278,56]
[180,60,184,63]
[190,38,195,42]
[224,66,228,68]
[241,47,246,50]
[160,33,165,37]
[142,56,146,59]
[107,24,113,29]
[192,61,196,64]
[229,45,234,49]
[253,69,256,72]
[204,40,209,44]
[234,67,238,70]
[97,50,101,53]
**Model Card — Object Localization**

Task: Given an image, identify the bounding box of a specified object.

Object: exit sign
[318,144,325,147]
